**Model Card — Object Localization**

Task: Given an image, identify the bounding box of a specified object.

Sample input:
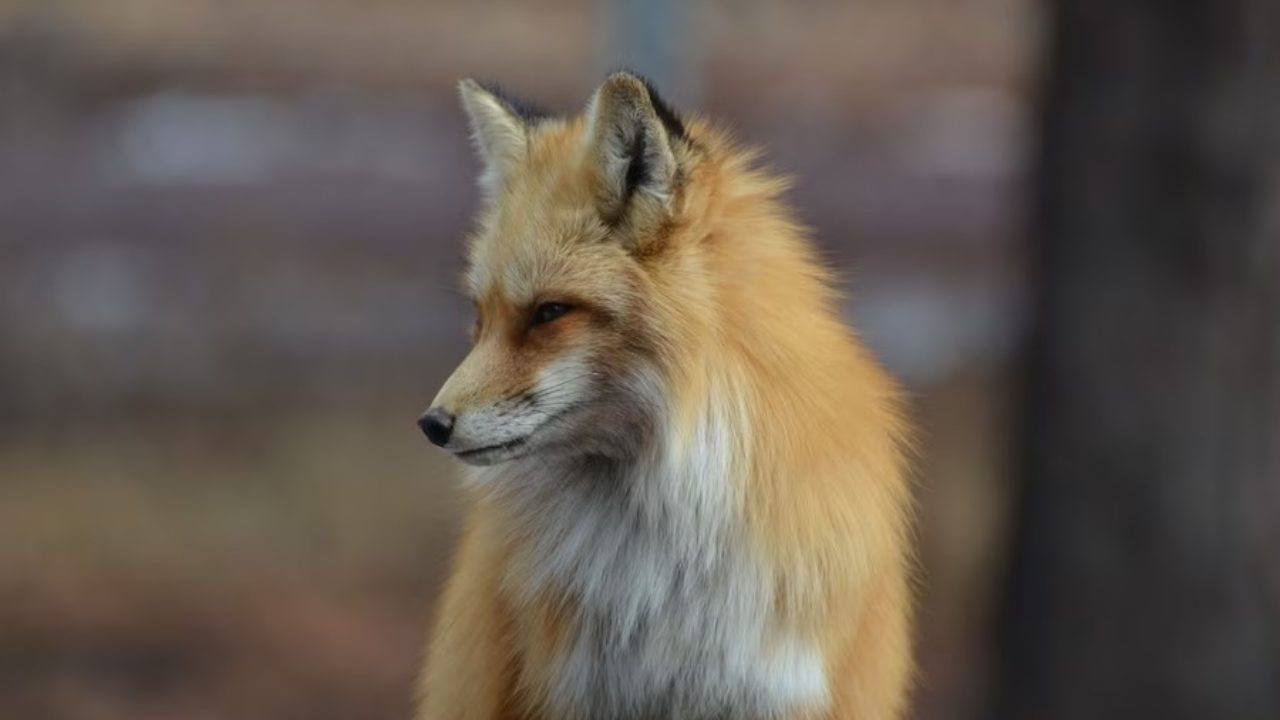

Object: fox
[415,72,915,720]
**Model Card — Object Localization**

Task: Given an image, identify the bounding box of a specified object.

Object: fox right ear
[458,79,537,195]
[583,72,685,232]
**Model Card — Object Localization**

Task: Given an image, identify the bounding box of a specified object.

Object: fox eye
[531,302,572,326]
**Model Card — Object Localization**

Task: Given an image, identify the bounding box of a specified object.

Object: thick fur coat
[416,73,915,720]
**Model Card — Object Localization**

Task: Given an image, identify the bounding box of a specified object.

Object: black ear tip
[467,79,555,123]
[601,69,687,141]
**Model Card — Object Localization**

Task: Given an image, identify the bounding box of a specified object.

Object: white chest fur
[477,405,829,719]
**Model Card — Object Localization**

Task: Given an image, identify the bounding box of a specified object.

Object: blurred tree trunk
[996,1,1280,719]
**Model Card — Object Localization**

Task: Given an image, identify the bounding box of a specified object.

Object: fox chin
[414,72,915,720]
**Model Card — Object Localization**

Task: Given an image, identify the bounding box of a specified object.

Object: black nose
[417,408,454,447]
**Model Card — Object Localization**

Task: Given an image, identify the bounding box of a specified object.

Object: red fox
[416,72,915,720]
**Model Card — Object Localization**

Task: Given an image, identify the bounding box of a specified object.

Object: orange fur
[417,74,915,720]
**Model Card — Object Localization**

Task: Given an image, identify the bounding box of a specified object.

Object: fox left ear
[584,72,687,229]
[458,79,542,196]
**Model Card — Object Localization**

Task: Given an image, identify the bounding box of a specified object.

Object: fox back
[416,73,915,720]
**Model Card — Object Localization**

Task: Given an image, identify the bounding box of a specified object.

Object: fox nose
[418,408,455,447]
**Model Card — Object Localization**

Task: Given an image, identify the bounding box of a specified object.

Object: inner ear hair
[589,72,685,226]
[622,123,651,202]
[458,79,557,196]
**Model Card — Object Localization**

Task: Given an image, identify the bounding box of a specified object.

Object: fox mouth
[454,436,529,466]
[447,405,579,467]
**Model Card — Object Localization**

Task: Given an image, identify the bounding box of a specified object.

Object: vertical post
[996,1,1280,718]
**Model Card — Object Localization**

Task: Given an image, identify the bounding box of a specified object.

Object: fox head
[419,72,707,467]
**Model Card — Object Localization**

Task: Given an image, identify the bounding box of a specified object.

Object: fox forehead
[466,210,599,307]
[465,199,640,317]
[464,118,606,296]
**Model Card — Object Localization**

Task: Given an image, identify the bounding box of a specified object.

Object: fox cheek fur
[427,280,663,466]
[416,72,915,720]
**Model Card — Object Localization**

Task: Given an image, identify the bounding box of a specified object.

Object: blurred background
[0,1,1274,719]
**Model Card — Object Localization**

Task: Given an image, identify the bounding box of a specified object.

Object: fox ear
[584,72,685,228]
[458,79,538,195]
